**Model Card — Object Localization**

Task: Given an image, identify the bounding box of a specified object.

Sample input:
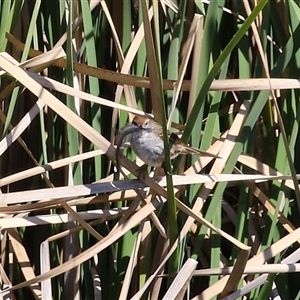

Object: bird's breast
[129,131,165,167]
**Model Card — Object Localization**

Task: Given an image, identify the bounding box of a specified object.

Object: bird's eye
[144,120,149,127]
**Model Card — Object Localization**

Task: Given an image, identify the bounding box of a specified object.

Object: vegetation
[1,0,300,299]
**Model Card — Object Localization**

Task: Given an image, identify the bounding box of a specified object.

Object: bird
[116,114,219,169]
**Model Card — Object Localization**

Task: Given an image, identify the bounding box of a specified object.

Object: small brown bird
[116,115,218,168]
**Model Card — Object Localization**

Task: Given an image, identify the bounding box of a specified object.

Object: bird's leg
[136,163,149,180]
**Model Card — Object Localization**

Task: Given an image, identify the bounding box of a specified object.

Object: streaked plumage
[116,115,218,167]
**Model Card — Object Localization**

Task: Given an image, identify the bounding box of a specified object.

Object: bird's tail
[183,146,220,158]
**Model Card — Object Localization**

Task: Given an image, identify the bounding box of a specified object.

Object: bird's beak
[115,123,139,148]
